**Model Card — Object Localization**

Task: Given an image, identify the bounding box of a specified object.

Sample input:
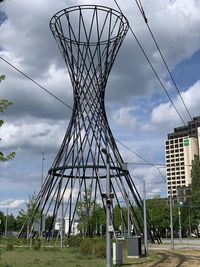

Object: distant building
[165,116,200,199]
[55,217,79,235]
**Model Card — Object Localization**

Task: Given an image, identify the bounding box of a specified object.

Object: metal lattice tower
[31,5,160,243]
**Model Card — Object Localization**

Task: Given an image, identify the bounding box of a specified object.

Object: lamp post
[143,180,148,255]
[60,199,64,248]
[5,207,8,238]
[41,148,45,187]
[169,189,174,250]
[178,201,182,243]
[127,191,131,237]
[101,146,112,267]
[40,147,45,236]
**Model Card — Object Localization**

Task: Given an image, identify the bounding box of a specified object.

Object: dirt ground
[148,249,200,266]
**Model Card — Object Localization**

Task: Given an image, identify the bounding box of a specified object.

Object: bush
[32,238,41,250]
[67,235,83,247]
[93,241,105,258]
[5,240,14,251]
[79,238,106,258]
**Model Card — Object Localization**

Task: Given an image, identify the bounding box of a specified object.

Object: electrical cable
[0,56,73,111]
[133,0,193,122]
[0,55,166,183]
[113,0,186,126]
[113,1,200,187]
[132,0,200,153]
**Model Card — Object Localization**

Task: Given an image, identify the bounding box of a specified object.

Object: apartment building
[165,116,200,199]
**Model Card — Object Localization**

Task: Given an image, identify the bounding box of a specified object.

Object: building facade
[165,116,200,199]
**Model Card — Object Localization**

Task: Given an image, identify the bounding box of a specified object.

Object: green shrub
[67,236,83,247]
[79,238,106,258]
[32,238,41,250]
[5,240,14,251]
[93,241,105,258]
[79,239,93,255]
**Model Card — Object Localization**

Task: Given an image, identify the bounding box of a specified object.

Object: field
[1,239,200,266]
[0,246,159,267]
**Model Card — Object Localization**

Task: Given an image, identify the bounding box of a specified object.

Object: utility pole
[60,199,64,248]
[40,147,45,236]
[127,191,131,237]
[5,207,8,238]
[101,145,112,267]
[188,206,191,237]
[178,200,182,243]
[169,189,174,250]
[143,180,148,255]
[41,148,45,187]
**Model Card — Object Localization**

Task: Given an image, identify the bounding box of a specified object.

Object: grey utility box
[113,242,123,266]
[127,236,141,258]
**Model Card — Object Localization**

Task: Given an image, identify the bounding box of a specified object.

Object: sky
[0,0,200,216]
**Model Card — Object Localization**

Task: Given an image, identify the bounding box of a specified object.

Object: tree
[146,196,170,237]
[190,154,200,232]
[76,188,105,237]
[16,193,40,237]
[0,74,15,162]
[7,213,17,232]
[191,154,200,189]
[0,211,5,235]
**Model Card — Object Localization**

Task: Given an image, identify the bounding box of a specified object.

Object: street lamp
[169,189,174,250]
[40,147,45,236]
[101,146,113,267]
[178,200,183,243]
[143,180,148,255]
[5,207,8,238]
[60,199,64,248]
[41,148,45,187]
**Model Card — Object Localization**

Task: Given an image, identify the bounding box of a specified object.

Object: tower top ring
[50,5,129,46]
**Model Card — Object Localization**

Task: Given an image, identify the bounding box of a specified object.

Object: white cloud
[0,117,66,151]
[0,199,26,209]
[111,107,138,129]
[151,80,200,127]
[0,0,200,211]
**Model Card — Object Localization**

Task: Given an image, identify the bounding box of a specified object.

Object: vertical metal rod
[178,201,182,243]
[170,189,174,250]
[5,207,8,238]
[188,206,191,237]
[106,145,111,267]
[120,209,123,239]
[127,191,131,237]
[41,148,45,187]
[143,180,148,255]
[40,147,45,236]
[60,200,64,248]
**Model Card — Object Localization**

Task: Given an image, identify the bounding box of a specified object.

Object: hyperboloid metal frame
[28,5,160,243]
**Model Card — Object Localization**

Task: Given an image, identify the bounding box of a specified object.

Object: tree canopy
[190,154,200,229]
[0,74,15,162]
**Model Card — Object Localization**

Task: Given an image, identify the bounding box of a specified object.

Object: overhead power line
[131,0,200,151]
[113,0,200,153]
[133,0,193,122]
[0,56,73,111]
[113,0,186,126]
[0,56,166,183]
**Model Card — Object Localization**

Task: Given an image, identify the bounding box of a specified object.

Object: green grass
[0,247,106,267]
[0,246,161,267]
